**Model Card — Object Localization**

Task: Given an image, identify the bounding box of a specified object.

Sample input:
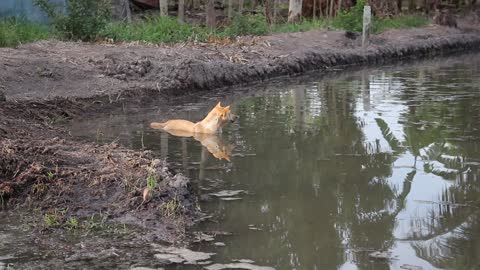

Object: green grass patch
[0,18,51,48]
[100,16,208,43]
[272,18,328,33]
[372,15,429,34]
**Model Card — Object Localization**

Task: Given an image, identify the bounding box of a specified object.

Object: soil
[1,20,480,247]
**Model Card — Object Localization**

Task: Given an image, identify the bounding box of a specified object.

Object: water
[13,54,480,269]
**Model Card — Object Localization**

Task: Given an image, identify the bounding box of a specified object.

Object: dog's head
[214,102,238,127]
[217,102,238,126]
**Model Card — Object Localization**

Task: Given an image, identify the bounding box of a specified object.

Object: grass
[0,17,51,48]
[372,15,429,34]
[0,11,428,47]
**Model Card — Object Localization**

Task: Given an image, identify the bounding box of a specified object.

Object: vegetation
[0,0,431,47]
[34,0,110,41]
[0,18,50,48]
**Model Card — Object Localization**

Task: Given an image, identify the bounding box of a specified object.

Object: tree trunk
[273,0,279,23]
[238,0,244,15]
[123,0,132,23]
[251,0,258,11]
[337,0,342,15]
[265,0,274,24]
[159,0,168,16]
[329,0,334,17]
[408,0,416,11]
[228,0,233,18]
[206,0,216,29]
[193,0,200,10]
[313,0,317,18]
[178,0,185,21]
[397,0,402,11]
[288,0,302,22]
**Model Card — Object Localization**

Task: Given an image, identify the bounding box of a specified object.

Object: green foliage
[331,0,366,32]
[146,174,158,190]
[34,0,111,41]
[0,17,50,48]
[101,16,207,43]
[43,213,61,227]
[66,217,79,229]
[221,14,270,37]
[47,171,55,180]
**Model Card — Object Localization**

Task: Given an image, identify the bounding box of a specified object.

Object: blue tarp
[0,0,66,23]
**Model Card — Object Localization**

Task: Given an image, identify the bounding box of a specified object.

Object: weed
[46,115,69,125]
[146,174,158,191]
[47,171,55,180]
[0,17,51,48]
[161,197,181,217]
[43,213,61,227]
[272,18,328,33]
[66,217,79,230]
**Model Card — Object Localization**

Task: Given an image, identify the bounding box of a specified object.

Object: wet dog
[150,102,238,135]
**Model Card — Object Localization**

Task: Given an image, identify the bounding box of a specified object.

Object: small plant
[34,0,111,41]
[146,174,158,190]
[43,213,61,227]
[161,197,181,217]
[47,171,55,180]
[66,217,79,230]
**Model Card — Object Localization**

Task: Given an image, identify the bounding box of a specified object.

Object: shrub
[34,0,111,41]
[331,0,366,32]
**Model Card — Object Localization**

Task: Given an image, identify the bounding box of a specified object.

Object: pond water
[10,53,480,269]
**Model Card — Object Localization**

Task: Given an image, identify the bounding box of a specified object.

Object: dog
[150,102,238,135]
[150,102,237,161]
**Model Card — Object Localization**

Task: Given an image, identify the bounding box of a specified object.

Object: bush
[0,17,51,47]
[331,0,366,32]
[34,0,110,41]
[222,14,270,37]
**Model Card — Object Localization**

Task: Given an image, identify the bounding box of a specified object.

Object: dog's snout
[230,114,239,122]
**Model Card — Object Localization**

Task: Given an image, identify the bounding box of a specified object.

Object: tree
[178,0,185,21]
[159,0,168,16]
[206,0,216,29]
[288,0,302,22]
[238,0,244,15]
[265,0,274,24]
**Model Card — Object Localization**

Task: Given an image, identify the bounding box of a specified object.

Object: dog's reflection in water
[151,128,233,161]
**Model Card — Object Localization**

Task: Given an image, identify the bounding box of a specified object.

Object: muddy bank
[1,25,480,103]
[0,101,201,245]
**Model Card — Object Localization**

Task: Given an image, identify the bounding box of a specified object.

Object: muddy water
[60,54,480,269]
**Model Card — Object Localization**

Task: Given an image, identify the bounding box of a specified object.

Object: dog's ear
[224,105,231,112]
[216,102,222,108]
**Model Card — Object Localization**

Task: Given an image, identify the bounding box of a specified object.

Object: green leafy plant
[146,174,158,190]
[47,171,55,180]
[66,217,79,229]
[331,0,366,32]
[34,0,110,41]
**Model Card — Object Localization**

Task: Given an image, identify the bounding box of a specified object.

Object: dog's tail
[150,122,167,129]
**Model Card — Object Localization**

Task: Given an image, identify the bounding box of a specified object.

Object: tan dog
[150,102,238,135]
